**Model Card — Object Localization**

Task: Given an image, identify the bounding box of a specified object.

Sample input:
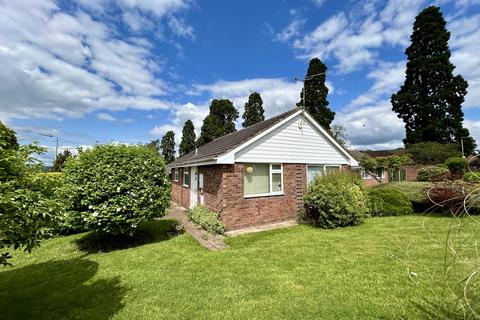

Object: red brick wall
[220,163,305,230]
[171,167,190,208]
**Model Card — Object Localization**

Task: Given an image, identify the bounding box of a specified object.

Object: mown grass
[1,215,479,320]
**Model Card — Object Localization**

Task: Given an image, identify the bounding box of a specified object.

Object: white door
[190,166,198,208]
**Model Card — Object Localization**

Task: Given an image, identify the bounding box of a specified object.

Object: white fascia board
[216,109,303,164]
[301,111,358,166]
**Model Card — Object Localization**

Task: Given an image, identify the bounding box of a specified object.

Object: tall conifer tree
[160,131,175,164]
[179,120,196,156]
[297,58,335,131]
[242,92,265,127]
[391,6,475,154]
[197,99,239,147]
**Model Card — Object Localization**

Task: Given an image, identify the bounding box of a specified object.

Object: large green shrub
[372,182,433,204]
[367,188,413,216]
[417,165,449,182]
[406,142,461,164]
[445,157,467,174]
[304,171,368,228]
[187,205,225,234]
[62,144,171,235]
[0,140,62,266]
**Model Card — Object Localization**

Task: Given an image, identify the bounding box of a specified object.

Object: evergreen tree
[242,92,265,127]
[297,58,335,131]
[391,6,475,154]
[146,139,160,154]
[51,149,72,172]
[160,131,175,164]
[179,120,196,156]
[197,99,239,147]
[0,121,19,150]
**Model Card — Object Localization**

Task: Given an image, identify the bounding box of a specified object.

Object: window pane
[272,173,282,192]
[325,166,340,174]
[307,166,323,184]
[272,164,281,171]
[244,163,269,195]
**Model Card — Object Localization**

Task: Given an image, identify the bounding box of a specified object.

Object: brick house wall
[220,163,306,230]
[171,167,190,209]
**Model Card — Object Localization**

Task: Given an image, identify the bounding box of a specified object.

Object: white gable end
[234,114,351,164]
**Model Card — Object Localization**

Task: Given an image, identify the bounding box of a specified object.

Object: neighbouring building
[167,107,358,230]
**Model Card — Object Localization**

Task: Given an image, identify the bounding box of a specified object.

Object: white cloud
[97,113,116,121]
[464,120,480,148]
[335,100,405,150]
[276,19,305,43]
[292,0,424,73]
[0,0,191,121]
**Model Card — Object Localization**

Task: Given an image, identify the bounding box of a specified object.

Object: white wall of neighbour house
[234,114,350,164]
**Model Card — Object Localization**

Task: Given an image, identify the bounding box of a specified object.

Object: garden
[1,122,480,319]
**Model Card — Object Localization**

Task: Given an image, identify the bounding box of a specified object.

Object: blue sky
[1,0,480,163]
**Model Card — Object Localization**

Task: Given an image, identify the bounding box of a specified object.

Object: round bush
[417,165,449,182]
[304,172,368,228]
[445,157,467,174]
[62,144,171,235]
[367,188,413,216]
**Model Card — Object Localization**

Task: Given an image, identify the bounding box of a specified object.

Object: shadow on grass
[0,259,127,320]
[75,219,180,253]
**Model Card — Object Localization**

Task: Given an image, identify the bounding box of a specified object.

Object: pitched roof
[168,107,301,168]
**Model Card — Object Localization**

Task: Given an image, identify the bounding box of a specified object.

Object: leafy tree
[297,58,335,131]
[160,131,175,164]
[51,149,72,172]
[331,124,349,148]
[1,124,61,266]
[242,92,265,128]
[406,142,461,164]
[179,120,196,157]
[391,6,475,154]
[61,144,171,236]
[197,99,239,147]
[146,139,160,154]
[360,155,413,183]
[0,121,19,150]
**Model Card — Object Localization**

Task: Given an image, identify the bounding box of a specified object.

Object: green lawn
[1,214,478,320]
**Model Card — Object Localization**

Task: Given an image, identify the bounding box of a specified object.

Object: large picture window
[244,163,283,197]
[307,164,341,184]
[183,168,190,186]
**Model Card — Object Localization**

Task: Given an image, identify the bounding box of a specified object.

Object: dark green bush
[304,171,368,228]
[372,182,433,212]
[406,142,461,164]
[463,171,480,183]
[445,157,467,174]
[187,205,225,234]
[417,165,449,182]
[367,188,413,216]
[62,144,171,236]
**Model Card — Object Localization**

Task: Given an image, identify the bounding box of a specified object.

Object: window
[360,169,385,180]
[307,165,342,184]
[244,163,283,197]
[183,168,190,186]
[174,169,179,182]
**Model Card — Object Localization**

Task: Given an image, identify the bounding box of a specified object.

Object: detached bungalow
[168,107,358,230]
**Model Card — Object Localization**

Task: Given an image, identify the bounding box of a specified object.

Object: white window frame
[182,168,190,187]
[244,163,284,198]
[307,164,342,184]
[360,168,385,180]
[174,169,179,182]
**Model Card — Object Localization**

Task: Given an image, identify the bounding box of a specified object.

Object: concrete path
[163,205,228,251]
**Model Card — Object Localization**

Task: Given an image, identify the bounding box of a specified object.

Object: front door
[190,166,198,208]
